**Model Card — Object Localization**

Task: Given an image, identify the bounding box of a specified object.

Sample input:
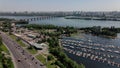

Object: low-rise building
[30,42,47,50]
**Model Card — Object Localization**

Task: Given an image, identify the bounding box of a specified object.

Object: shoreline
[65,16,120,21]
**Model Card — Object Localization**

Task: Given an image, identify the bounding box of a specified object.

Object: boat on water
[61,38,120,68]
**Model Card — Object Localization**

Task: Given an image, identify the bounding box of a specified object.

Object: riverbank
[65,16,120,21]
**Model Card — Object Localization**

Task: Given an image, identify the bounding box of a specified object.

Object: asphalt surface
[0,31,46,68]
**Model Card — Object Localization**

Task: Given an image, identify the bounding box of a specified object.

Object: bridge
[19,16,56,22]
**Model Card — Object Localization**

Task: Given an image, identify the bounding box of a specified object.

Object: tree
[0,36,2,45]
[47,55,54,61]
[8,22,12,35]
[55,61,66,68]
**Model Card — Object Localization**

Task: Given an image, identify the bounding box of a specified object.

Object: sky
[0,0,120,12]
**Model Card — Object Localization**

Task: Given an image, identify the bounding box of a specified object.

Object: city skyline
[0,0,120,12]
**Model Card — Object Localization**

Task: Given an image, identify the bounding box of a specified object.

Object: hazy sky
[0,0,120,12]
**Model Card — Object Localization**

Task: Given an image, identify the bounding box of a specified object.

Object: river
[1,16,120,28]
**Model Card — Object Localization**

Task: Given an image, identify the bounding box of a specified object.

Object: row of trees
[25,24,77,37]
[0,18,13,21]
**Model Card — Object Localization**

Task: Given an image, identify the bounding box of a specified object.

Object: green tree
[0,36,2,45]
[55,61,66,68]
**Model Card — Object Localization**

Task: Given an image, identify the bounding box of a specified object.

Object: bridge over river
[18,16,56,22]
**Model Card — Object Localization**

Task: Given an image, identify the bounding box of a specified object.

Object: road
[0,31,46,68]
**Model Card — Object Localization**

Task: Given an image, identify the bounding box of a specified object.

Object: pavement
[0,31,46,68]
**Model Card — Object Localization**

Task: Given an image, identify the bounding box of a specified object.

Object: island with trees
[80,26,120,38]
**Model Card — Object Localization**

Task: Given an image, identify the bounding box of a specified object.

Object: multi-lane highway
[0,31,46,68]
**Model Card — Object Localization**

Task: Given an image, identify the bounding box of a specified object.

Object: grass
[0,44,9,54]
[36,54,57,68]
[9,34,26,47]
[9,34,16,40]
[27,48,37,54]
[36,54,46,64]
[0,55,3,68]
[17,40,26,47]
[70,32,79,37]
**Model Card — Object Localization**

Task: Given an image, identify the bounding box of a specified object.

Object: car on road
[17,59,21,62]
